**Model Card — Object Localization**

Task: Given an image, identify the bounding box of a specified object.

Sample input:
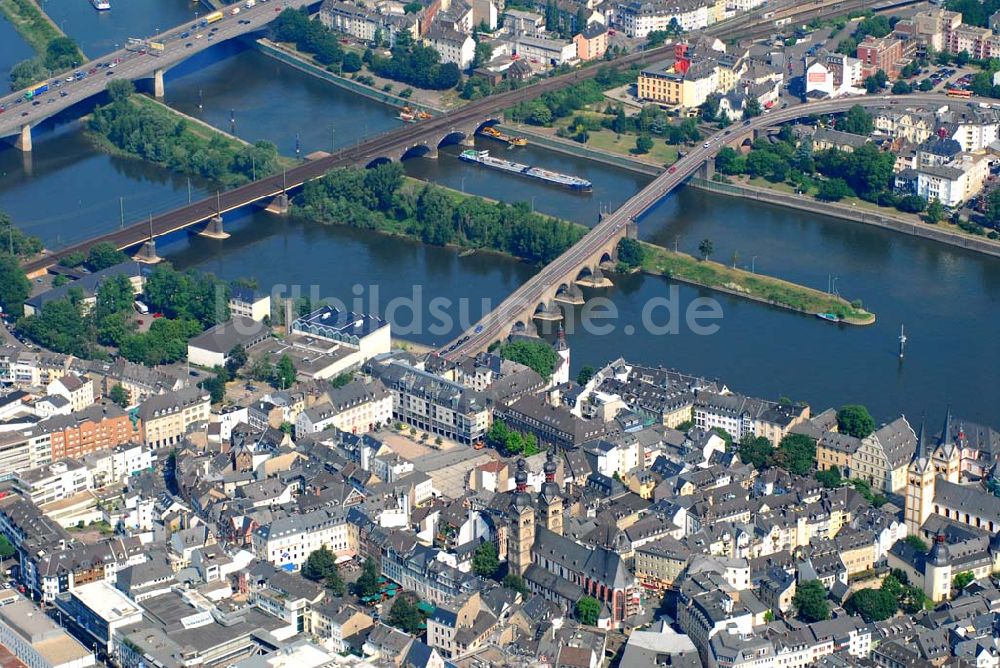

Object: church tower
[905,416,936,536]
[931,407,961,483]
[507,459,535,576]
[538,450,564,536]
[551,325,570,386]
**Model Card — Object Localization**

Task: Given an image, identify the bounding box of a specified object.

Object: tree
[816,466,842,488]
[576,365,596,386]
[200,368,228,404]
[646,30,670,47]
[388,594,424,635]
[472,541,499,578]
[616,237,646,269]
[502,573,530,596]
[276,354,296,389]
[698,238,714,260]
[838,105,874,135]
[793,580,830,623]
[355,557,380,598]
[341,51,362,73]
[634,134,653,154]
[837,405,875,439]
[774,433,816,476]
[45,37,83,71]
[953,571,975,590]
[107,79,135,104]
[817,178,851,202]
[743,98,763,119]
[738,436,774,469]
[845,587,897,621]
[9,58,47,90]
[891,80,912,95]
[499,340,559,381]
[326,567,347,597]
[0,535,14,560]
[925,197,944,224]
[109,384,129,408]
[226,345,248,376]
[575,596,600,625]
[715,146,746,175]
[302,546,339,581]
[473,40,494,68]
[0,252,30,318]
[904,535,930,553]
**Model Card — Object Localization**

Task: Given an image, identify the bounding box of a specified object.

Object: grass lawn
[551,110,680,165]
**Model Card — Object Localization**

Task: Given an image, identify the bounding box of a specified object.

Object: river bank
[0,0,75,56]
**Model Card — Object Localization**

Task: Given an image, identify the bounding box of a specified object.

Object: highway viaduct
[0,0,321,152]
[438,93,972,359]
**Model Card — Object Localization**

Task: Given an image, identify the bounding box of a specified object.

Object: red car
[668,166,676,173]
[152,312,164,319]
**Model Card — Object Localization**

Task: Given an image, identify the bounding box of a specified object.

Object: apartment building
[15,459,93,506]
[615,0,711,38]
[137,386,211,450]
[41,404,140,461]
[0,428,52,480]
[366,357,491,445]
[251,506,354,570]
[46,375,94,413]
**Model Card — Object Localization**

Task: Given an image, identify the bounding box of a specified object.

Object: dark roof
[25,261,145,311]
[187,316,269,354]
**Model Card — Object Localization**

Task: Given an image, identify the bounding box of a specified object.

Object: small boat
[91,0,111,9]
[816,312,841,322]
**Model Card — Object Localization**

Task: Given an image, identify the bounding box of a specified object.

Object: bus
[946,88,972,99]
[204,10,223,24]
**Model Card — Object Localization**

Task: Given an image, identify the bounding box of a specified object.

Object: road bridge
[0,0,320,151]
[14,0,919,274]
[439,93,967,358]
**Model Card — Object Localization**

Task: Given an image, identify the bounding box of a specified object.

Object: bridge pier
[699,158,715,180]
[133,239,162,264]
[576,267,612,288]
[534,301,563,321]
[153,69,165,98]
[553,284,585,306]
[198,215,230,239]
[14,124,31,153]
[265,193,290,215]
[459,136,475,148]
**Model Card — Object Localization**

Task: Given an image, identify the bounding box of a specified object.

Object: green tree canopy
[355,557,380,598]
[774,433,816,475]
[0,251,30,319]
[499,340,559,381]
[838,105,874,135]
[109,384,129,408]
[387,594,425,635]
[793,580,830,623]
[472,541,499,578]
[844,587,897,622]
[837,404,876,438]
[616,238,646,269]
[502,573,530,596]
[575,596,600,625]
[738,436,774,469]
[576,365,596,386]
[0,535,14,559]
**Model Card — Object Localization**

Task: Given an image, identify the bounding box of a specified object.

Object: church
[899,410,1000,602]
[492,453,641,627]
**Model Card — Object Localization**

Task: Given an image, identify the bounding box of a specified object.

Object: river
[0,7,996,426]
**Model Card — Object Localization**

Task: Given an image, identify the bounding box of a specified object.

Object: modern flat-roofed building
[0,590,95,668]
[293,306,390,362]
[186,316,270,369]
[55,581,143,653]
[228,286,271,322]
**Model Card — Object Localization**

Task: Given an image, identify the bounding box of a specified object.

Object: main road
[0,0,319,141]
[439,93,971,358]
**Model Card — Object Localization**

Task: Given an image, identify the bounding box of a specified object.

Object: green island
[637,242,875,325]
[86,81,289,188]
[2,0,85,88]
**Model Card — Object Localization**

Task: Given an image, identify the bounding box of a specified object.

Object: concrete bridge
[439,93,967,358]
[0,0,321,152]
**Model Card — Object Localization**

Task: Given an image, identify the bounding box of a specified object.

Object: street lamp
[751,255,757,273]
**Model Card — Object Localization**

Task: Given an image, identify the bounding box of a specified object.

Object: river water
[0,4,996,426]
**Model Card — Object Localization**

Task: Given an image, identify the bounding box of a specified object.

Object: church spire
[911,413,931,473]
[940,406,953,448]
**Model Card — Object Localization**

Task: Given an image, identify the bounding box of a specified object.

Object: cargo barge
[458,149,591,191]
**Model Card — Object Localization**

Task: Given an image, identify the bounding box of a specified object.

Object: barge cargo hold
[458,149,592,191]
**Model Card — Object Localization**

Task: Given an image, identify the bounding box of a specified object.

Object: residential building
[426,27,476,68]
[615,0,712,38]
[23,263,145,318]
[41,404,140,461]
[693,392,809,446]
[15,459,93,506]
[513,35,578,66]
[852,416,917,494]
[137,386,211,449]
[856,34,907,79]
[803,52,862,98]
[895,153,990,208]
[426,591,497,658]
[0,428,52,480]
[366,357,491,445]
[573,23,608,61]
[294,379,392,438]
[497,395,606,450]
[251,506,354,570]
[47,375,94,413]
[53,581,143,653]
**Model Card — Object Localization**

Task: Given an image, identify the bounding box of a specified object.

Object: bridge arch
[365,157,393,169]
[400,144,434,160]
[475,118,503,134]
[600,251,614,266]
[438,131,467,147]
[576,267,593,282]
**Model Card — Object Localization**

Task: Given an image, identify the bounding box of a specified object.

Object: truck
[148,41,165,54]
[25,83,48,99]
[245,0,255,7]
[204,10,223,24]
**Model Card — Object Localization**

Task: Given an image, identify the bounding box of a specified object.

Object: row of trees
[295,162,585,265]
[272,8,349,69]
[486,419,542,457]
[89,80,280,188]
[508,69,640,127]
[368,32,461,90]
[737,432,817,476]
[58,241,128,274]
